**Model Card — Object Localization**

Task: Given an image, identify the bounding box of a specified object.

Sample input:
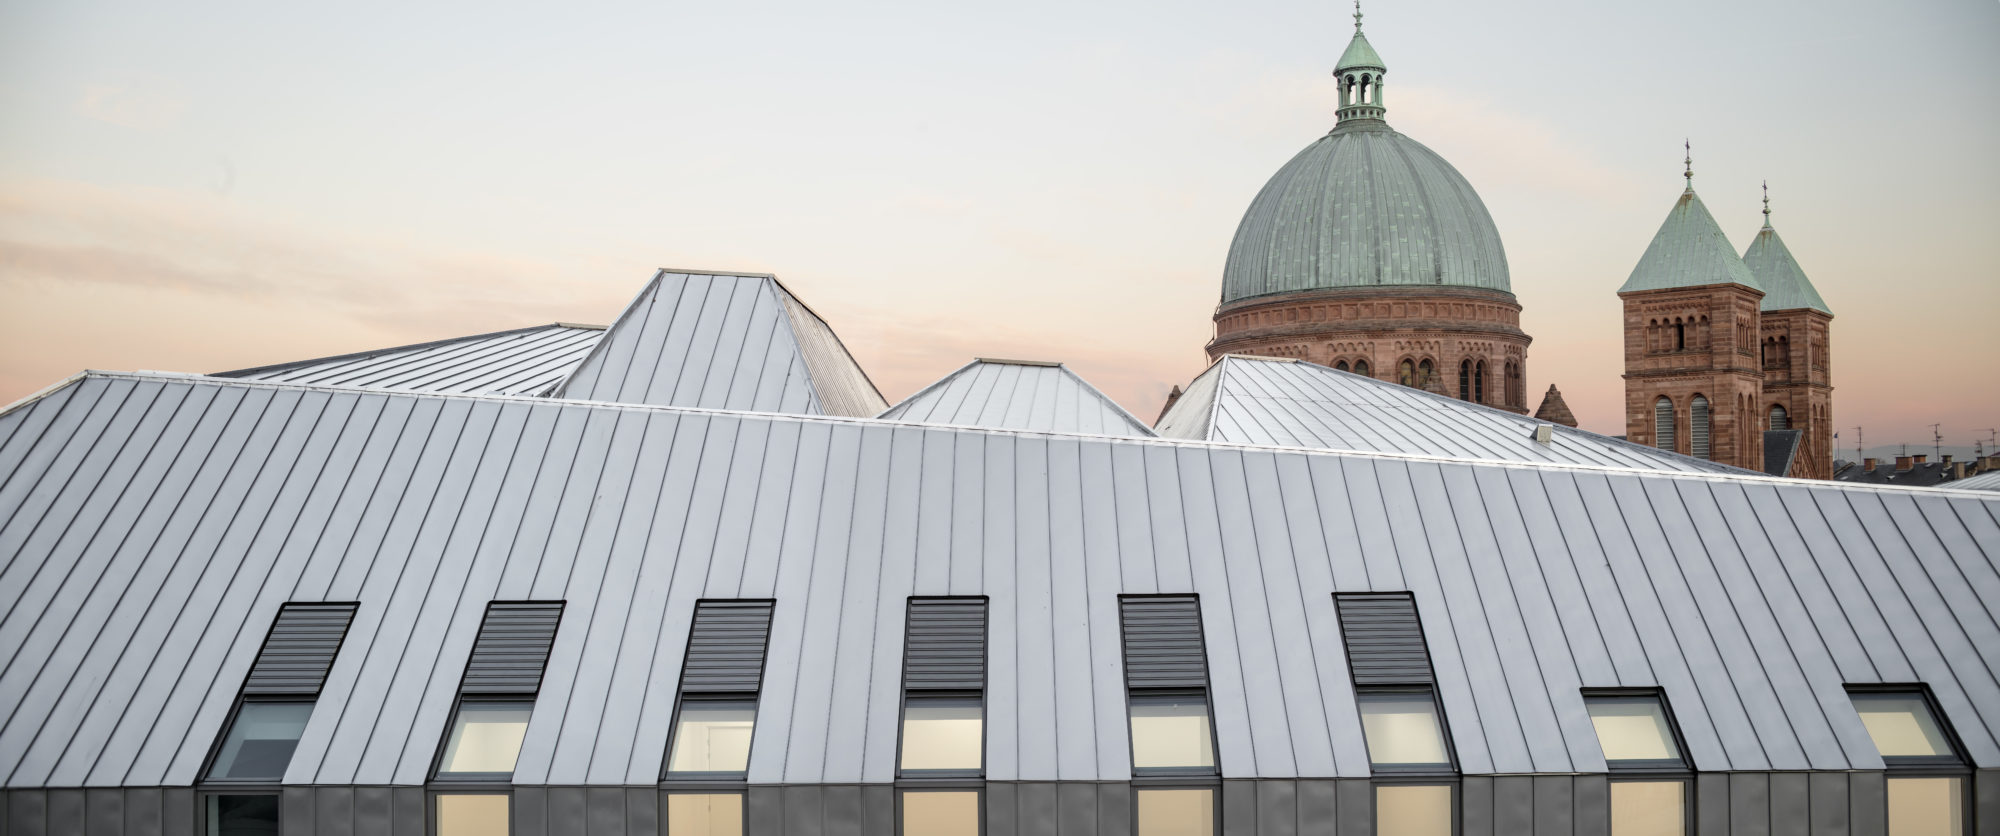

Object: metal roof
[1220,121,1512,304]
[1743,225,1833,314]
[1619,187,1763,295]
[1763,429,1803,477]
[1952,470,2000,491]
[1335,30,1383,72]
[877,359,1155,437]
[549,269,888,417]
[1155,356,1749,474]
[213,324,603,396]
[3,370,1996,790]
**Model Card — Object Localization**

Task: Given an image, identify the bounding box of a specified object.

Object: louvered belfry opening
[434,601,563,782]
[898,598,987,778]
[1335,593,1456,833]
[204,603,358,783]
[664,600,776,780]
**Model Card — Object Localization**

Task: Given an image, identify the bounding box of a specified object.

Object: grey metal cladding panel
[680,600,775,693]
[459,601,563,695]
[243,603,359,695]
[903,598,986,691]
[777,286,888,418]
[1119,596,1209,690]
[1333,593,1432,684]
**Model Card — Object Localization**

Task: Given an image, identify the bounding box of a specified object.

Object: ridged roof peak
[1743,223,1832,314]
[1619,183,1762,295]
[1336,1,1383,71]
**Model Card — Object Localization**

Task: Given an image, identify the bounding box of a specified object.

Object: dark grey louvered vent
[904,598,986,691]
[460,601,564,695]
[1119,596,1208,690]
[680,600,776,694]
[243,603,358,695]
[1335,593,1434,685]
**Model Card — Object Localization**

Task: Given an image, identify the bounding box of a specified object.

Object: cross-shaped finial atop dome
[1762,180,1772,229]
[1353,0,1363,33]
[1683,139,1693,192]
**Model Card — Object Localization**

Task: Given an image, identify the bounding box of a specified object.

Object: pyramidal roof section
[548,269,887,416]
[1743,224,1832,314]
[1619,187,1763,295]
[879,358,1156,437]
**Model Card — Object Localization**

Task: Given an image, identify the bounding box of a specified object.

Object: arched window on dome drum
[1417,359,1434,390]
[1475,361,1486,404]
[1354,359,1370,378]
[1335,360,1350,373]
[1458,360,1470,400]
[1399,360,1415,387]
[1770,404,1788,431]
[1654,397,1675,451]
[1690,395,1711,460]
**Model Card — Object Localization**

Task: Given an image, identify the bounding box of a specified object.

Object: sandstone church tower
[1619,153,1767,470]
[1621,155,1833,476]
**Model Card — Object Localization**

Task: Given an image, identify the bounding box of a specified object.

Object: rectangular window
[435,793,511,836]
[1887,776,1964,836]
[207,701,314,781]
[1356,692,1450,768]
[1585,693,1684,766]
[1120,596,1218,775]
[1129,693,1217,770]
[438,701,534,777]
[1850,692,1955,759]
[1135,788,1216,836]
[900,695,984,772]
[1374,784,1453,836]
[901,790,980,836]
[900,597,986,776]
[205,794,279,836]
[1610,781,1686,836]
[665,793,744,836]
[667,699,758,775]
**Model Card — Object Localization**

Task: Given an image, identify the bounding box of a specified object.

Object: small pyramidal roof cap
[1335,2,1384,71]
[1742,184,1832,314]
[1620,143,1762,295]
[1534,384,1578,428]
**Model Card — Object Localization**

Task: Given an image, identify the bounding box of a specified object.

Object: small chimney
[1863,457,1879,470]
[1895,455,1915,471]
[1949,462,1967,481]
[1913,454,1928,464]
[1942,454,1954,464]
[1532,424,1554,445]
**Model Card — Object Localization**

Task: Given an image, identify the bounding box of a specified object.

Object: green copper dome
[1220,122,1513,304]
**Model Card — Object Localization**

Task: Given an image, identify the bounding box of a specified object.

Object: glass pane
[436,794,510,836]
[1611,781,1686,836]
[1135,788,1215,836]
[439,702,533,775]
[1375,785,1452,836]
[900,699,983,771]
[1129,696,1215,769]
[208,702,314,780]
[1850,693,1953,758]
[1357,693,1450,766]
[668,701,757,773]
[666,794,744,836]
[902,791,979,836]
[1586,696,1681,762]
[1887,777,1964,836]
[205,795,279,836]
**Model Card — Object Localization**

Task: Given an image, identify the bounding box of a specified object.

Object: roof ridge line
[210,323,578,379]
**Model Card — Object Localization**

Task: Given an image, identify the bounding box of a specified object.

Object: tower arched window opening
[1353,359,1370,378]
[1690,395,1710,460]
[1770,404,1787,432]
[1654,397,1676,451]
[1458,360,1471,400]
[1675,321,1686,351]
[1475,360,1486,404]
[1398,359,1415,387]
[1417,359,1434,390]
[1335,360,1350,373]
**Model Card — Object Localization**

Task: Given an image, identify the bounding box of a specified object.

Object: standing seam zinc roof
[549,269,888,416]
[877,360,1155,437]
[3,371,1998,790]
[1619,188,1763,295]
[1155,356,1750,475]
[213,324,604,396]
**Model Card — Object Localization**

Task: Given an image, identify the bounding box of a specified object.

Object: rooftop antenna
[1931,424,1943,459]
[1852,426,1863,464]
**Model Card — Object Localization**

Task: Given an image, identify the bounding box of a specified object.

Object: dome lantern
[1335,2,1387,124]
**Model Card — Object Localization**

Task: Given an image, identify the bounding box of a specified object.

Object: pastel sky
[3,0,1996,458]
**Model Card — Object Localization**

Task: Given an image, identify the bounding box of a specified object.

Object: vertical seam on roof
[1858,492,2000,748]
[1426,463,1537,770]
[1476,468,1585,770]
[1540,469,1660,687]
[549,270,664,399]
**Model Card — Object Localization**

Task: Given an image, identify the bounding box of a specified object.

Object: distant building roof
[213,323,603,396]
[1155,355,1749,474]
[1951,469,2000,491]
[549,269,887,417]
[1619,186,1762,296]
[878,359,1155,437]
[1763,429,1803,477]
[1833,458,1959,487]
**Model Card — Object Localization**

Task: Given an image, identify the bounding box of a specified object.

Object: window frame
[1581,688,1692,775]
[198,790,283,835]
[896,786,986,836]
[1353,685,1457,776]
[660,790,749,835]
[199,693,318,785]
[895,689,986,779]
[661,692,761,781]
[1369,777,1459,836]
[1606,776,1692,836]
[1130,781,1222,836]
[1125,687,1222,778]
[430,696,537,783]
[1845,684,1970,771]
[429,789,514,836]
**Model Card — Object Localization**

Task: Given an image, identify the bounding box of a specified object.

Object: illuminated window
[666,793,744,836]
[667,699,757,775]
[1585,694,1682,765]
[1374,784,1452,836]
[1850,692,1954,759]
[1847,688,1967,835]
[207,701,314,780]
[1356,692,1450,769]
[900,696,982,772]
[1119,596,1218,775]
[1887,777,1964,836]
[1129,693,1217,770]
[1610,781,1685,836]
[437,701,533,777]
[435,794,510,836]
[901,790,979,836]
[899,598,987,776]
[1135,788,1215,836]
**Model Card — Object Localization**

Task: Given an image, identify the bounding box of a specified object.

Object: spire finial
[1353,0,1363,33]
[1683,139,1693,191]
[1762,180,1772,229]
